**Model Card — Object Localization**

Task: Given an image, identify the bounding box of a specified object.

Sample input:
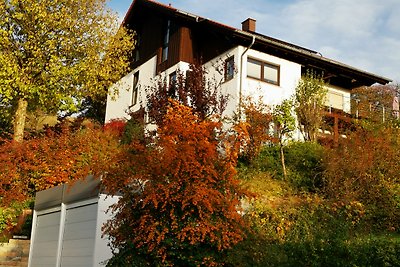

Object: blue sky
[108,0,400,84]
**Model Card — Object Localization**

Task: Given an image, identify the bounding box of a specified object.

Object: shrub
[0,120,123,205]
[246,142,325,191]
[239,96,274,164]
[103,101,247,266]
[249,145,282,177]
[285,141,325,191]
[323,126,400,231]
[227,194,398,267]
[0,201,32,241]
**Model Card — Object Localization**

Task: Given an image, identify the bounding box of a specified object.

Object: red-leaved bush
[323,126,400,231]
[0,121,123,205]
[102,101,247,266]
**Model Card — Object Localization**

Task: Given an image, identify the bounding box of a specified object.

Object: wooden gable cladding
[189,23,237,64]
[130,14,164,70]
[157,25,194,73]
[179,27,194,64]
[126,0,233,73]
[131,15,195,74]
[157,20,178,73]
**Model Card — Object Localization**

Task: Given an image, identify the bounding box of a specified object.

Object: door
[60,203,98,267]
[29,210,61,267]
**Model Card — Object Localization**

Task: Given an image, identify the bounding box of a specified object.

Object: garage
[28,177,119,267]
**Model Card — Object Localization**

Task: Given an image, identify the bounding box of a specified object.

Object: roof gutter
[239,36,256,120]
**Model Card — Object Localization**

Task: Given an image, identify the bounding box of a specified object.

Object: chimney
[241,18,256,32]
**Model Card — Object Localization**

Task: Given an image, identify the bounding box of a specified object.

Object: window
[131,71,139,106]
[169,71,177,98]
[326,90,344,110]
[169,71,177,87]
[161,20,171,62]
[247,58,280,85]
[247,58,261,79]
[134,34,141,62]
[225,56,235,81]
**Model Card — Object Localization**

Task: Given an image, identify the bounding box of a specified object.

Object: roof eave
[236,30,392,85]
[122,0,392,85]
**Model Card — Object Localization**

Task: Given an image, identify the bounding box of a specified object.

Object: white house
[105,0,391,129]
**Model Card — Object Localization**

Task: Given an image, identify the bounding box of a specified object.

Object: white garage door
[29,210,61,267]
[60,203,98,267]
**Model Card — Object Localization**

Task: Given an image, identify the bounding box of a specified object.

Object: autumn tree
[239,96,274,163]
[102,101,247,266]
[294,70,327,142]
[273,99,296,180]
[0,0,135,142]
[0,100,14,138]
[146,63,229,126]
[351,84,398,124]
[0,120,123,205]
[323,126,400,231]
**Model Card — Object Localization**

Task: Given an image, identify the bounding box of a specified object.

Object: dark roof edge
[122,0,137,25]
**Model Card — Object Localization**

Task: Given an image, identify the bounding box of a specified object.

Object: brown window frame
[247,57,280,86]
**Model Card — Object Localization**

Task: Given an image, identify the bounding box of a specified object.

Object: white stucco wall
[105,55,158,123]
[105,45,352,124]
[202,46,302,117]
[202,47,241,118]
[242,48,302,106]
[105,57,191,123]
[93,194,120,266]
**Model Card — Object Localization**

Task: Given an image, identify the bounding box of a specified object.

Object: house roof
[123,0,392,86]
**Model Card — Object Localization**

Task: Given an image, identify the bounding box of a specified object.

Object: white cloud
[385,5,400,36]
[269,0,400,81]
[280,0,386,43]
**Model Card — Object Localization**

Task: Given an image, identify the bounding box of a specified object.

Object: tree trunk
[13,98,28,142]
[280,140,287,180]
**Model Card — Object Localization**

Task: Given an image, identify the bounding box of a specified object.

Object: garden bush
[285,141,325,191]
[0,201,32,241]
[323,126,400,231]
[226,194,399,267]
[243,142,325,192]
[247,145,282,176]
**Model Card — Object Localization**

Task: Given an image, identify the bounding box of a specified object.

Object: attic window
[131,71,139,106]
[247,58,280,86]
[134,34,141,62]
[162,20,171,62]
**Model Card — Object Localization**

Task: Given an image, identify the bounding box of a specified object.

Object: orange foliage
[351,85,397,122]
[239,96,274,163]
[0,121,123,205]
[323,126,400,230]
[102,101,247,266]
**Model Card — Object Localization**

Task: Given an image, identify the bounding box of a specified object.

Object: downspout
[239,36,255,120]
